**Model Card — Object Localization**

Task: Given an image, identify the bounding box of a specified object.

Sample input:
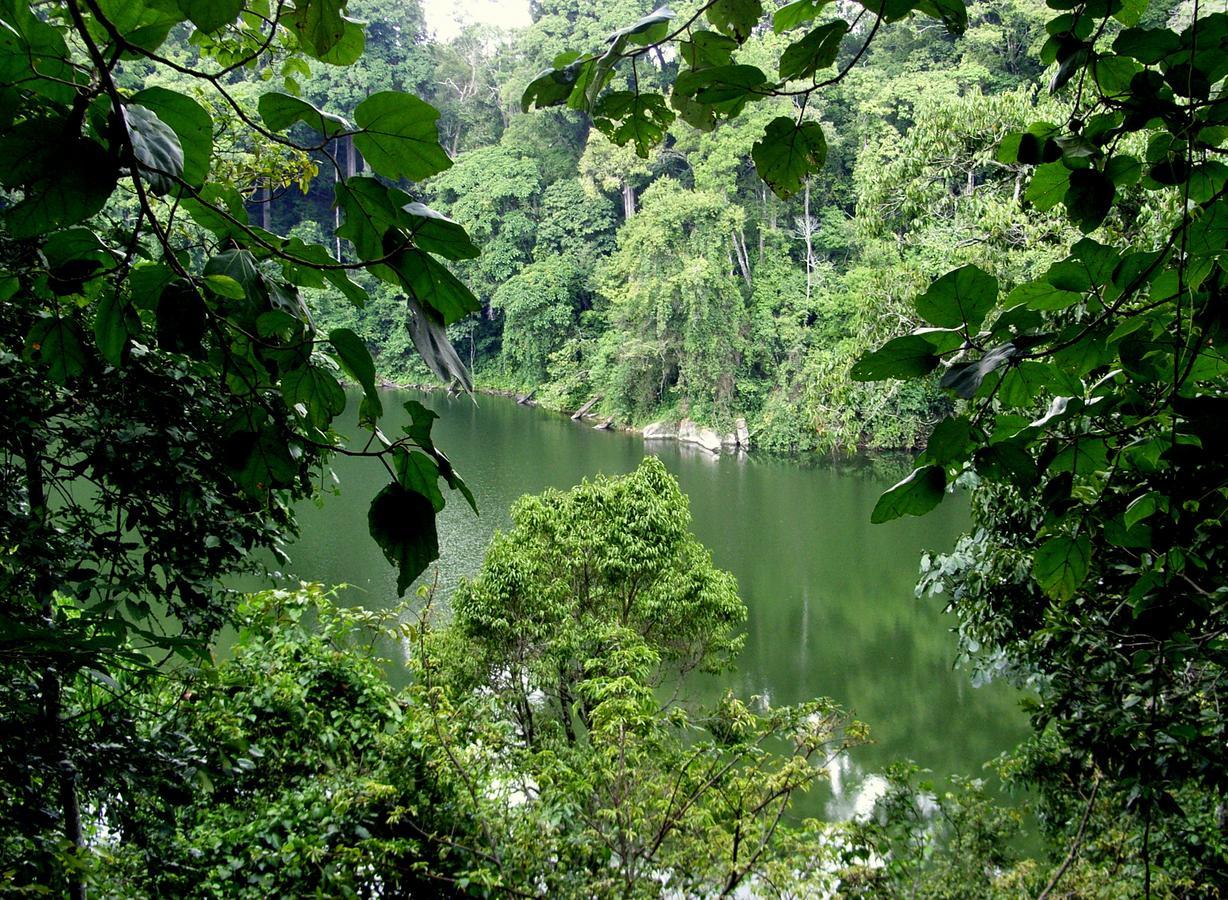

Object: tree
[0,1,479,890]
[525,0,1228,891]
[438,456,745,743]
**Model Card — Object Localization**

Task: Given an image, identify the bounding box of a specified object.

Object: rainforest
[1,0,1226,896]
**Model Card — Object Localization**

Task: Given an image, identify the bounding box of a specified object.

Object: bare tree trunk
[622,180,636,219]
[732,231,752,289]
[23,436,85,900]
[261,185,271,230]
[803,180,814,303]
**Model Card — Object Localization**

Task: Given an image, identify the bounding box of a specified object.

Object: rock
[642,420,678,440]
[735,417,750,449]
[516,389,537,405]
[722,432,738,449]
[678,418,722,453]
[593,417,614,430]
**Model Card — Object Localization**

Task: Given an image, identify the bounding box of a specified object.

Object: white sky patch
[423,0,533,41]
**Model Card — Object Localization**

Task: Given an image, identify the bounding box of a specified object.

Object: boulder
[735,417,750,449]
[678,418,722,453]
[642,420,678,440]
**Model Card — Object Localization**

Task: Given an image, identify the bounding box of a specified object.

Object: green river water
[279,389,1029,819]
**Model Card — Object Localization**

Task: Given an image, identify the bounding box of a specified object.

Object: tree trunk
[23,436,86,900]
[622,180,636,219]
[261,185,271,231]
[803,180,814,303]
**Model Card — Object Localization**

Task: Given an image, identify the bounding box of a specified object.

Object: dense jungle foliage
[2,0,1226,896]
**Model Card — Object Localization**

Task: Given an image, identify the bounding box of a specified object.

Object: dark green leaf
[850,335,940,380]
[1064,169,1114,232]
[354,92,452,182]
[25,316,86,382]
[773,0,829,32]
[914,264,998,330]
[176,0,241,33]
[393,449,445,513]
[401,202,480,260]
[368,482,439,595]
[871,465,947,523]
[707,0,763,43]
[329,327,382,418]
[282,365,346,430]
[752,116,827,200]
[125,104,184,195]
[1032,534,1091,600]
[779,21,848,81]
[132,87,212,188]
[258,92,351,137]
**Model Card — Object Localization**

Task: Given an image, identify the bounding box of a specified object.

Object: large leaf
[850,335,941,380]
[752,116,827,199]
[1032,534,1091,600]
[400,202,480,260]
[258,92,351,137]
[914,264,998,330]
[871,465,947,523]
[773,0,830,32]
[779,21,848,81]
[328,327,382,418]
[368,482,439,595]
[284,0,346,55]
[707,0,763,42]
[607,6,674,46]
[132,87,212,188]
[282,364,346,429]
[354,92,451,182]
[393,449,445,513]
[390,248,481,325]
[0,124,116,238]
[176,0,241,32]
[1064,168,1114,232]
[125,104,184,195]
[406,297,473,391]
[593,91,676,158]
[25,316,86,383]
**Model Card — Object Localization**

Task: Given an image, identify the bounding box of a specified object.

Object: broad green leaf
[1024,161,1071,211]
[773,0,829,32]
[390,248,481,325]
[203,274,245,299]
[1032,534,1091,600]
[998,362,1054,408]
[752,116,827,200]
[1005,281,1082,311]
[258,92,351,137]
[406,297,473,392]
[25,316,86,383]
[914,264,998,330]
[94,293,134,366]
[368,482,439,594]
[922,415,973,467]
[680,31,738,68]
[282,364,346,430]
[871,465,947,523]
[393,448,445,513]
[1064,169,1114,232]
[354,92,451,182]
[0,126,115,238]
[779,21,848,81]
[284,0,346,55]
[521,57,591,112]
[850,335,940,380]
[132,87,212,188]
[915,0,967,34]
[328,327,382,418]
[1124,492,1160,529]
[607,6,674,46]
[316,17,365,66]
[400,202,480,260]
[125,104,184,195]
[223,420,298,498]
[707,0,763,43]
[176,0,241,33]
[593,91,676,158]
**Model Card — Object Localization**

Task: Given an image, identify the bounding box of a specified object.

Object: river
[279,389,1028,819]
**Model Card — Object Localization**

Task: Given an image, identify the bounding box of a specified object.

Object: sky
[422,0,533,41]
